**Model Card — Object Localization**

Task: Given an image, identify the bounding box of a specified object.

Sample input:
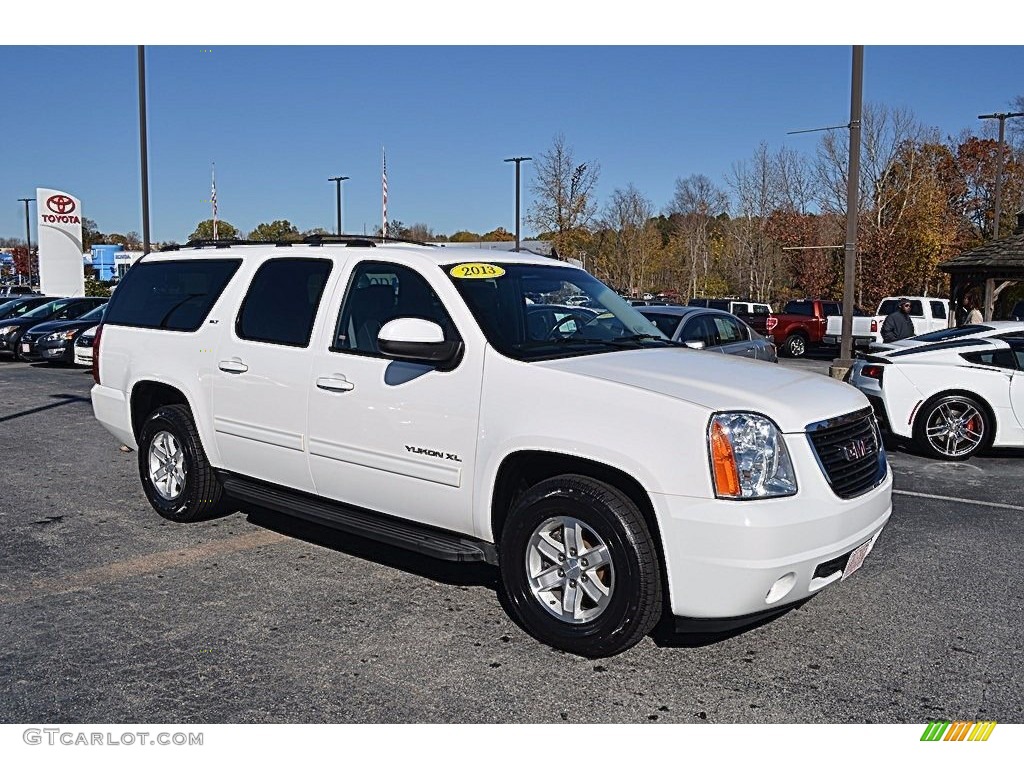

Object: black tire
[782,333,807,358]
[137,404,228,521]
[912,393,992,461]
[499,474,663,658]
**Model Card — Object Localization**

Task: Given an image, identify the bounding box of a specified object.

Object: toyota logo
[46,195,76,214]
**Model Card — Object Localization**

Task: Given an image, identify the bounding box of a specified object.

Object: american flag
[211,163,218,240]
[382,147,388,238]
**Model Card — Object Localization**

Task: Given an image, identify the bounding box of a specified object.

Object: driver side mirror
[684,340,706,350]
[378,318,463,371]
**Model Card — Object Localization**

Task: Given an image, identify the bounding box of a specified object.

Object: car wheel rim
[925,401,984,457]
[792,338,805,355]
[148,430,186,500]
[525,515,614,624]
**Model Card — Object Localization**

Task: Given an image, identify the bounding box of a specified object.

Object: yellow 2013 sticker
[449,263,505,279]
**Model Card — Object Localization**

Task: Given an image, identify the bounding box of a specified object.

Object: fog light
[765,572,797,604]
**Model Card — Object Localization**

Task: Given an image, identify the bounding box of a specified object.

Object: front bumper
[650,440,892,620]
[25,339,73,362]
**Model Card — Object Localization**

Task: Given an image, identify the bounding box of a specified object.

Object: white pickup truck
[824,296,951,348]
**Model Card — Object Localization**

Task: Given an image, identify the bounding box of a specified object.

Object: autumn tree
[449,231,481,242]
[527,134,600,260]
[481,227,515,242]
[189,219,240,241]
[592,184,662,294]
[665,174,729,298]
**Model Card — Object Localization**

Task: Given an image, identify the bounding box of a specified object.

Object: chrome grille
[806,407,886,499]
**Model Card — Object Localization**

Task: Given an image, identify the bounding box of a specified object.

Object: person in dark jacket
[881,298,915,342]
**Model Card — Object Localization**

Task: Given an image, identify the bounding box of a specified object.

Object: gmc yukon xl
[90,239,891,657]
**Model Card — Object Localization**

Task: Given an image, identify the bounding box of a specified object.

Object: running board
[220,474,498,565]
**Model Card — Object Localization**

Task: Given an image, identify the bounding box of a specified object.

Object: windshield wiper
[607,334,684,346]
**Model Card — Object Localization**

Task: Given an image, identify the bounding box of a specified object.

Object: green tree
[82,218,103,250]
[189,219,240,241]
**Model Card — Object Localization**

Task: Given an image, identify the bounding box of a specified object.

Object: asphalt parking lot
[0,357,1021,724]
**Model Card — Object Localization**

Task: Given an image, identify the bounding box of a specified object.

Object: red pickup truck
[765,299,842,357]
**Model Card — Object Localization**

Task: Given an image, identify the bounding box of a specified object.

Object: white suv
[91,239,892,657]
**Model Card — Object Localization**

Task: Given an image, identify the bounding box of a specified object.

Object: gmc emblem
[842,438,872,462]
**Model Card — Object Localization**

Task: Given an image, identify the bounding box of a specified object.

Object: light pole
[17,197,34,285]
[328,176,349,235]
[138,45,151,255]
[504,156,531,251]
[977,111,1024,240]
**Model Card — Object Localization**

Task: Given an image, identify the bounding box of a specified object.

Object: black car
[19,303,107,364]
[0,295,53,321]
[0,297,108,360]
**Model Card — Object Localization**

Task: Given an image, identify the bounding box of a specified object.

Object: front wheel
[499,475,663,657]
[137,404,229,521]
[913,394,991,461]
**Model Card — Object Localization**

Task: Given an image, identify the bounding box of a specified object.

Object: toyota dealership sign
[36,187,85,296]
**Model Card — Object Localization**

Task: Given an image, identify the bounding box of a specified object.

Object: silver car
[639,306,778,362]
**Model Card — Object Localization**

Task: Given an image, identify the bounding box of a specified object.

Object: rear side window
[822,303,841,316]
[879,299,923,317]
[930,301,947,320]
[104,259,241,332]
[237,258,333,347]
[642,313,682,338]
[961,349,1018,370]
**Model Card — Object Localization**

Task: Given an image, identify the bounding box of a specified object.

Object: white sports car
[847,333,1024,460]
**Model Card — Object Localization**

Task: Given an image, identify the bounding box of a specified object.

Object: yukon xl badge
[405,445,462,463]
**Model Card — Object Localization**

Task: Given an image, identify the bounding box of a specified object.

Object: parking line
[894,489,1024,512]
[0,529,285,606]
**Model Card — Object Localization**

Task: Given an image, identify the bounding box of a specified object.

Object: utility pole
[977,111,1024,240]
[328,176,349,235]
[504,156,531,251]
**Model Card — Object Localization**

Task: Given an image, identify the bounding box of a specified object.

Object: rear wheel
[913,394,991,461]
[782,333,807,358]
[499,474,663,657]
[137,404,229,521]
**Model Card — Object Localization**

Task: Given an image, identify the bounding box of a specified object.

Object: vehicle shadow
[0,393,91,424]
[242,504,499,590]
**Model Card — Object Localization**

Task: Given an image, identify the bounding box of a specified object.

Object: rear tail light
[91,324,103,385]
[765,317,778,332]
[861,364,884,382]
[870,319,878,333]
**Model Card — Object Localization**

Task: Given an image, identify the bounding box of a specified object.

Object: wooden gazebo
[939,212,1024,322]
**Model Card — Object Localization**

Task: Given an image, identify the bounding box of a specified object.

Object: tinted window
[334,262,458,355]
[752,304,770,315]
[930,301,947,320]
[237,258,332,347]
[915,325,992,342]
[961,349,1018,370]
[823,303,841,316]
[641,312,682,338]
[1011,341,1024,370]
[783,301,813,316]
[104,259,241,332]
[715,316,748,343]
[79,304,107,322]
[879,299,923,317]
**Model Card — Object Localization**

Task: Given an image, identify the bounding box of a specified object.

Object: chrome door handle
[316,376,355,392]
[218,359,248,374]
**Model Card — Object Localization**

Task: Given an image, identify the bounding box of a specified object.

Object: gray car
[639,306,778,362]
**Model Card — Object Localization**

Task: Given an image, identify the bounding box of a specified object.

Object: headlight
[0,325,17,338]
[44,330,77,342]
[708,412,797,499]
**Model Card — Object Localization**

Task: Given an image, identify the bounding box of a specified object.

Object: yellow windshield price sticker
[450,263,506,279]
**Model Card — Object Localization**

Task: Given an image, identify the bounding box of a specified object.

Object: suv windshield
[445,262,672,361]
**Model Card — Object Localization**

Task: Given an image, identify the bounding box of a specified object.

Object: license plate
[841,536,876,581]
[21,343,30,354]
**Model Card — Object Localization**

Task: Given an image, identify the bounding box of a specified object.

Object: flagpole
[382,146,388,239]
[211,162,218,241]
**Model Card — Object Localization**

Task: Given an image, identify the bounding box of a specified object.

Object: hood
[21,319,90,336]
[535,348,869,433]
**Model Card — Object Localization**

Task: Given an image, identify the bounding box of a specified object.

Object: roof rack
[163,234,437,252]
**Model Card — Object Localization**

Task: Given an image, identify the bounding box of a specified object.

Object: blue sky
[2,30,1022,244]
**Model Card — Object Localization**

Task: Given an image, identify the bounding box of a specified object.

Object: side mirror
[378,318,462,370]
[684,340,706,350]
